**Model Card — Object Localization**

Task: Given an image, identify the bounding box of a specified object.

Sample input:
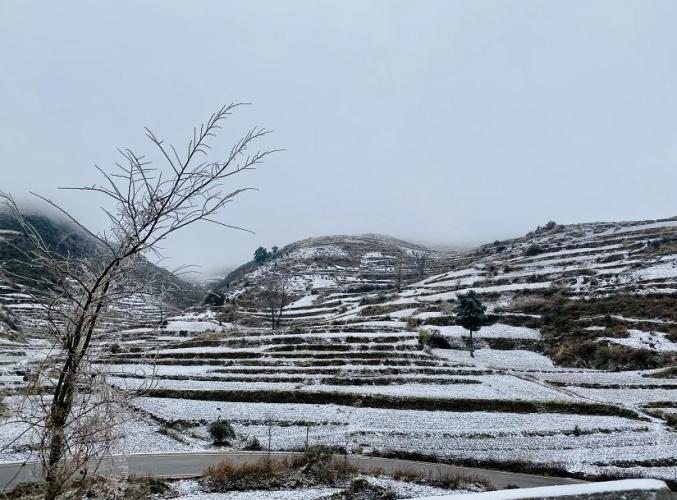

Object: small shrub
[663,413,677,430]
[524,244,544,256]
[242,436,262,451]
[329,478,396,499]
[418,329,451,349]
[203,447,351,493]
[203,459,284,491]
[417,329,431,347]
[124,477,171,498]
[649,367,677,378]
[209,419,236,445]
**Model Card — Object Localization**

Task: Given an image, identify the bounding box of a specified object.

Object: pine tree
[453,290,486,358]
[254,246,270,264]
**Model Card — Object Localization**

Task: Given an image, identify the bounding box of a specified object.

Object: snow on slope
[3,218,677,486]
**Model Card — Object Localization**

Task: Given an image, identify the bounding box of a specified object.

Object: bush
[203,446,352,492]
[242,436,262,451]
[418,329,451,349]
[209,419,236,445]
[550,340,664,371]
[329,478,396,499]
[203,459,285,491]
[534,221,558,234]
[524,244,544,256]
[406,316,422,330]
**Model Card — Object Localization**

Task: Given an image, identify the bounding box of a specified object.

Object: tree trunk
[44,366,77,500]
[275,306,282,329]
[469,329,475,358]
[276,287,286,329]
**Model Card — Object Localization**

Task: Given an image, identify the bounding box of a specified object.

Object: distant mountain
[0,210,202,334]
[209,233,462,304]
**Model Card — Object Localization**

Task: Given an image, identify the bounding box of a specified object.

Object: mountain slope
[9,214,667,485]
[209,233,462,304]
[101,217,677,485]
[0,211,202,334]
[206,217,677,368]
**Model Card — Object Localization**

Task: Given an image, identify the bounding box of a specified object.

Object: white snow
[288,245,348,260]
[630,256,677,281]
[419,282,553,302]
[424,324,541,340]
[601,329,677,352]
[286,294,319,309]
[165,320,227,333]
[413,479,668,499]
[432,349,555,370]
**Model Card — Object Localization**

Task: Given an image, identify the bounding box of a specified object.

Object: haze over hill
[0,209,201,336]
[4,0,677,275]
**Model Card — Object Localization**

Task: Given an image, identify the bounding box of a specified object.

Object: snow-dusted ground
[165,320,229,333]
[418,479,670,500]
[130,397,677,482]
[3,219,677,489]
[112,374,580,402]
[0,396,201,464]
[170,475,472,500]
[136,398,646,435]
[172,482,340,500]
[601,329,677,352]
[423,324,541,340]
[432,349,555,370]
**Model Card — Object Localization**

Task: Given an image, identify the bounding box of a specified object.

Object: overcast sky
[1,1,676,277]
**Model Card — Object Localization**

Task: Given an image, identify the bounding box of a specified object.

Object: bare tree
[0,103,276,499]
[412,250,430,278]
[394,257,404,292]
[259,275,288,330]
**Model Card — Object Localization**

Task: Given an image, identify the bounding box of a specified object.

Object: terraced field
[0,217,676,486]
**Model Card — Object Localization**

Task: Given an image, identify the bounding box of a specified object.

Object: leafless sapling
[0,103,276,499]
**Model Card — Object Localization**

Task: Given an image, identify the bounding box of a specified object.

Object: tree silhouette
[453,290,486,358]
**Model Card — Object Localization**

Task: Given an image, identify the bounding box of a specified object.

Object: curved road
[0,451,585,491]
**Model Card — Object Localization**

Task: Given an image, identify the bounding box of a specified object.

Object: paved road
[0,451,585,491]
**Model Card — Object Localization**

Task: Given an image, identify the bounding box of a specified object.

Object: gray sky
[2,1,676,277]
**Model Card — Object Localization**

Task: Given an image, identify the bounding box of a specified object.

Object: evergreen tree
[254,246,270,264]
[208,418,236,445]
[453,290,486,358]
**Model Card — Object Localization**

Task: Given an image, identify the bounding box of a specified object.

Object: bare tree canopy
[412,250,430,278]
[259,274,289,330]
[0,104,276,499]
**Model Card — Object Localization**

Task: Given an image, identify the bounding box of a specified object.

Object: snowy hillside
[212,233,460,304]
[1,217,676,487]
[0,211,202,336]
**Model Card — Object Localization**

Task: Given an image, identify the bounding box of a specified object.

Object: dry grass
[391,467,493,490]
[649,366,677,378]
[0,476,171,500]
[203,447,355,492]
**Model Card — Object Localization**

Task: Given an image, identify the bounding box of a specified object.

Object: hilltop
[209,233,463,304]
